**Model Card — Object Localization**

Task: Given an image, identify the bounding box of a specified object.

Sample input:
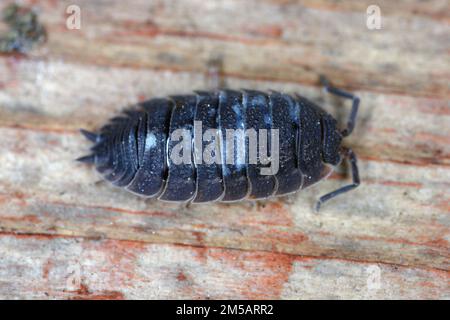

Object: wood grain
[0,0,448,299]
[0,234,448,299]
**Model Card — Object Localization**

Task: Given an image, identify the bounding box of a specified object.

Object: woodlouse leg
[94,179,107,186]
[206,56,224,90]
[320,75,360,137]
[179,201,193,215]
[315,148,360,212]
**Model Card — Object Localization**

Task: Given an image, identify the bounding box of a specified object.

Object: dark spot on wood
[192,231,205,244]
[176,271,188,282]
[69,282,125,300]
[42,258,52,280]
[0,4,46,54]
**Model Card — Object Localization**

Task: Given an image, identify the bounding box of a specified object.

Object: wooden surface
[0,0,449,299]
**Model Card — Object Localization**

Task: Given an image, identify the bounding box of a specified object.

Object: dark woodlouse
[78,77,360,210]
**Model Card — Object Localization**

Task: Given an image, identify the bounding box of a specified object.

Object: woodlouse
[78,76,360,210]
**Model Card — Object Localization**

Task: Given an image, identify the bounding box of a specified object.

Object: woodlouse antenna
[320,75,360,137]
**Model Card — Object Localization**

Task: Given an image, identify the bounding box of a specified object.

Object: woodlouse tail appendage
[76,129,101,164]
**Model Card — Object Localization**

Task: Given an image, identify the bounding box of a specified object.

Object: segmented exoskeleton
[78,77,360,210]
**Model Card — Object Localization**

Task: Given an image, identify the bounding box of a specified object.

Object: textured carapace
[78,79,360,210]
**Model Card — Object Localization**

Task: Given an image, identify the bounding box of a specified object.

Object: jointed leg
[206,56,224,90]
[315,148,360,212]
[320,75,360,137]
